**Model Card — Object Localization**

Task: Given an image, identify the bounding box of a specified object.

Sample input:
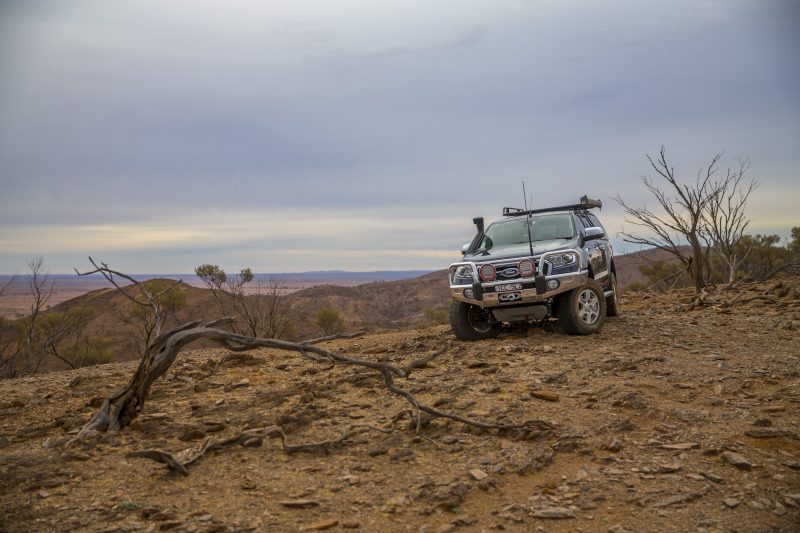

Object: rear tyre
[450,301,501,341]
[556,281,606,335]
[606,271,621,317]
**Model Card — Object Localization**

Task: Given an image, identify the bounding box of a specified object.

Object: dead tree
[77,257,182,344]
[703,158,757,287]
[1,258,66,377]
[194,265,295,339]
[70,260,551,446]
[21,257,55,373]
[0,275,15,377]
[617,147,724,293]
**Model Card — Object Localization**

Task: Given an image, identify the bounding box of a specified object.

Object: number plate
[498,292,522,302]
[496,283,523,292]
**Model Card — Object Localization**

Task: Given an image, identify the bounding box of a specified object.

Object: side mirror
[583,227,605,241]
[461,243,470,256]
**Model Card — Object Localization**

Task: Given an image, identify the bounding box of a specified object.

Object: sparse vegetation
[195,264,295,339]
[117,278,187,355]
[54,333,113,368]
[0,258,113,376]
[316,306,344,335]
[630,229,800,292]
[424,306,448,325]
[637,258,690,292]
[2,274,798,531]
[617,148,755,291]
[42,305,113,369]
[67,261,539,449]
[617,147,799,291]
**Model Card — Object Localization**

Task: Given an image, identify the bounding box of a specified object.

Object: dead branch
[69,318,548,445]
[403,347,447,373]
[300,331,366,345]
[65,261,551,452]
[128,424,396,474]
[763,260,800,281]
[76,257,184,346]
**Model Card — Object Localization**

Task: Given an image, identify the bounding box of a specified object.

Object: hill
[614,247,687,287]
[289,270,450,330]
[11,271,451,372]
[0,279,798,531]
[3,248,688,372]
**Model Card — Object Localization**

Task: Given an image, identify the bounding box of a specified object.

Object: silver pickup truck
[448,196,620,340]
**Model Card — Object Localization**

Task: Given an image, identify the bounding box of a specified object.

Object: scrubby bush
[121,279,187,355]
[58,335,113,368]
[316,307,344,335]
[195,264,295,339]
[424,307,448,325]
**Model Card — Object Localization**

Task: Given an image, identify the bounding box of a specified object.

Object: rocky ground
[1,279,798,532]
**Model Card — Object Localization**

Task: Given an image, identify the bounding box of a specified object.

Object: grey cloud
[1,0,798,272]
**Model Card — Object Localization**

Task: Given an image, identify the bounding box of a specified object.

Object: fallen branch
[66,261,552,448]
[129,424,395,474]
[300,331,366,345]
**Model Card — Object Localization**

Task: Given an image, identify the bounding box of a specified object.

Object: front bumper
[448,250,589,308]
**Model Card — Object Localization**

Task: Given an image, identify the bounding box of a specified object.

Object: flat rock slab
[531,507,575,519]
[721,451,754,470]
[469,468,488,481]
[299,519,339,531]
[279,500,320,509]
[745,428,797,439]
[661,442,699,450]
[723,498,740,508]
[530,390,560,402]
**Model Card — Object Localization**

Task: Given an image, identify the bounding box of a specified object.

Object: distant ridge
[0,270,434,284]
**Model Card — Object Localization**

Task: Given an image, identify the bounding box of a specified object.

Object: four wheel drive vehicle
[448,195,620,340]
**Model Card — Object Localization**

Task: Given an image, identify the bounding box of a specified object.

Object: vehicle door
[587,213,613,280]
[577,213,609,282]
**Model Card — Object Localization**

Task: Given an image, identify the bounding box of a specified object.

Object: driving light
[479,264,496,282]
[519,259,535,277]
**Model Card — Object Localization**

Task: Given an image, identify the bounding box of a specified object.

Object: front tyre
[556,281,606,335]
[450,301,501,341]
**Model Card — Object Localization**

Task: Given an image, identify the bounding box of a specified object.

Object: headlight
[455,265,473,279]
[549,252,578,266]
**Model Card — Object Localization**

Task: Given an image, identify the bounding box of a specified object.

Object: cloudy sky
[1,0,798,274]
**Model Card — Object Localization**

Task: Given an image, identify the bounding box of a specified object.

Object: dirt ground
[1,281,798,532]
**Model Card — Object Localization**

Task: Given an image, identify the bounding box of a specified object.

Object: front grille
[486,259,539,280]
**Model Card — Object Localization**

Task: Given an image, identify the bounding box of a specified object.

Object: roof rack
[502,195,602,217]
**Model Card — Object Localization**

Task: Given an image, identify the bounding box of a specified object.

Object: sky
[0,0,798,274]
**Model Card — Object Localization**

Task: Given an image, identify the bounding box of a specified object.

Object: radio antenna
[522,181,535,256]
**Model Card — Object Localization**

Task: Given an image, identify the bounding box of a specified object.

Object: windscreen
[480,213,575,249]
